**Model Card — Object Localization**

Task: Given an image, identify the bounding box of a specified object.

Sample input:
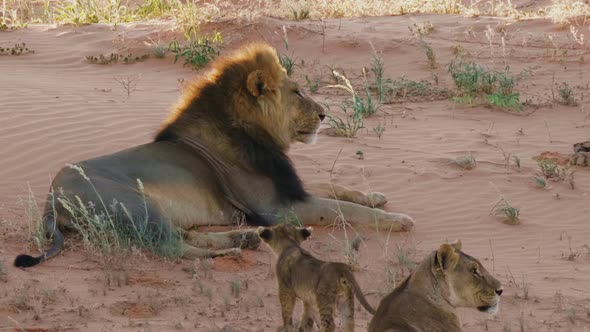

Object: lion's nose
[318,113,326,121]
[495,288,503,296]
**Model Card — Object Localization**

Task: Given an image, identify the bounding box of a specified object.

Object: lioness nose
[318,113,326,121]
[495,288,503,296]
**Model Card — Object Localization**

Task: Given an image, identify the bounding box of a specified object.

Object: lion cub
[257,223,375,332]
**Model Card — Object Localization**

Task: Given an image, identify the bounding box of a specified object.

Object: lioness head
[435,241,503,314]
[257,223,312,254]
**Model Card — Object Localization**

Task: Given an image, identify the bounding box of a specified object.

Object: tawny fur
[258,223,375,332]
[369,241,503,332]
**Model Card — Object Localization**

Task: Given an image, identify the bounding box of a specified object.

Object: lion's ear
[257,227,272,241]
[437,243,459,271]
[247,70,271,97]
[450,239,462,251]
[300,227,312,240]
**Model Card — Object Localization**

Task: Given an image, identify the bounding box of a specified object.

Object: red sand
[1,13,589,331]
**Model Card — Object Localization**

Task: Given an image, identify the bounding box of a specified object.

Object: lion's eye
[295,90,303,98]
[472,268,481,277]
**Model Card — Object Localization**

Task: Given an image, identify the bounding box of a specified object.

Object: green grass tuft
[168,32,223,69]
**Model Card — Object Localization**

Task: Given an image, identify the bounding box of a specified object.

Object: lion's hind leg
[306,183,387,208]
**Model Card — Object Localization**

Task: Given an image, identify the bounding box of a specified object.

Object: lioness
[257,223,375,332]
[15,42,413,267]
[368,241,502,332]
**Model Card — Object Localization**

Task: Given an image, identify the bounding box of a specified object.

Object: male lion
[257,223,375,332]
[368,241,502,332]
[15,42,413,267]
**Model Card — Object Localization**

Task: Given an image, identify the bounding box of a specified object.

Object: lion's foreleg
[305,183,387,208]
[181,243,242,259]
[181,229,261,250]
[286,197,413,231]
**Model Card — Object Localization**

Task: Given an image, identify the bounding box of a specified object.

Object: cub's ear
[300,227,312,240]
[247,70,272,97]
[257,227,272,241]
[450,239,462,251]
[437,243,459,271]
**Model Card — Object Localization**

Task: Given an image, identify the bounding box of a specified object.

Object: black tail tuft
[14,254,43,268]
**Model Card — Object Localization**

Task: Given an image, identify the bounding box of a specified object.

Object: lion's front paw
[218,248,242,257]
[230,230,261,250]
[375,211,414,232]
[366,192,387,208]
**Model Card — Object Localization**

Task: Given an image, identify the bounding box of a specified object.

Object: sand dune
[1,14,589,331]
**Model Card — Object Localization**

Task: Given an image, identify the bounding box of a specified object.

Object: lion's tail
[344,269,377,315]
[14,212,64,268]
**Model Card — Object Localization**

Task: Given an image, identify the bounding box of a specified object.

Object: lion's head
[157,42,325,150]
[435,241,503,314]
[256,223,312,254]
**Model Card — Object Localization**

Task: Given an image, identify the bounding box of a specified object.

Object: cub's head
[434,241,503,314]
[256,223,312,255]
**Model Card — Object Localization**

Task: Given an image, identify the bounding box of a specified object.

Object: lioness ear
[257,227,272,241]
[437,243,460,271]
[300,227,312,240]
[450,239,462,251]
[247,70,270,97]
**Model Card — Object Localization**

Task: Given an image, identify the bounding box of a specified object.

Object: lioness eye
[295,90,303,97]
[472,268,480,277]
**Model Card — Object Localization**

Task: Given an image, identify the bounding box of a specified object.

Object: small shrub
[325,71,378,137]
[448,58,523,111]
[486,93,522,112]
[373,123,385,139]
[55,0,135,25]
[531,176,548,189]
[230,279,241,298]
[421,40,437,69]
[0,42,34,55]
[452,153,477,170]
[557,82,577,106]
[290,5,310,21]
[169,32,223,69]
[136,0,173,19]
[152,45,167,58]
[387,76,451,102]
[279,27,297,76]
[326,103,364,138]
[305,75,320,94]
[491,198,520,225]
[86,53,149,65]
[370,50,388,102]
